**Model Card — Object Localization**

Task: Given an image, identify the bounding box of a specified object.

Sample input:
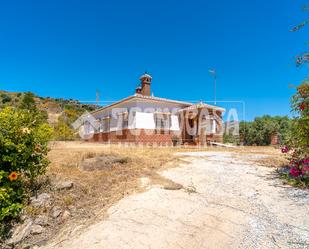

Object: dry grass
[46,143,285,210]
[24,141,286,246]
[44,142,186,223]
[42,143,286,217]
[253,156,288,168]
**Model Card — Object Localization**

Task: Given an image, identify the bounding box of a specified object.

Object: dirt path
[42,151,309,249]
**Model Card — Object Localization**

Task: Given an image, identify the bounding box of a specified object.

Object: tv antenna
[96,89,100,105]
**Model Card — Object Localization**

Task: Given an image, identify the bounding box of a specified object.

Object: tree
[284,82,309,181]
[225,116,291,146]
[53,109,81,141]
[0,107,52,233]
[0,94,12,105]
[19,92,36,111]
[282,6,309,183]
[19,92,48,124]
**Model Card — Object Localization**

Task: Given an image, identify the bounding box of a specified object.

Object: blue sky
[0,0,308,120]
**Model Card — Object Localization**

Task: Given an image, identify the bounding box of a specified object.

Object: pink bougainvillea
[302,166,309,175]
[299,102,306,110]
[281,146,289,153]
[290,167,301,177]
[282,82,309,182]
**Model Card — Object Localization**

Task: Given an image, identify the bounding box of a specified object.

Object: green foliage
[0,94,12,105]
[19,92,48,124]
[286,81,309,167]
[0,107,52,227]
[53,109,81,141]
[278,169,309,188]
[223,133,239,144]
[53,122,76,141]
[225,116,291,145]
[19,92,36,110]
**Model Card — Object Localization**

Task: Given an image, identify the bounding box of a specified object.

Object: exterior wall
[92,98,186,132]
[91,98,185,144]
[94,99,137,132]
[270,133,280,145]
[90,129,179,145]
[206,134,223,143]
[90,97,224,145]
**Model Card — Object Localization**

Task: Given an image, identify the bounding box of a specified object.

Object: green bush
[0,107,52,227]
[225,116,291,145]
[52,109,81,141]
[0,94,12,105]
[283,81,309,185]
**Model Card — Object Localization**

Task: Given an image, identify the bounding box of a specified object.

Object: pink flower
[302,166,309,175]
[303,158,309,164]
[290,167,301,177]
[281,146,289,153]
[299,102,306,111]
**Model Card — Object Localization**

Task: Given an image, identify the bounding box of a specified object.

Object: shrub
[225,116,291,145]
[52,109,83,141]
[282,81,309,186]
[1,94,12,105]
[0,107,52,227]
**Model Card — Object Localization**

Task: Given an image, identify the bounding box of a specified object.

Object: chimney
[135,86,142,94]
[139,73,152,96]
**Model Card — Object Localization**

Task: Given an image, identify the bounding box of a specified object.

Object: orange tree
[0,107,52,233]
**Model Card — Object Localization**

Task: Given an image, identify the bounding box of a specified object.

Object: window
[122,112,129,129]
[122,118,128,129]
[102,118,110,132]
[154,113,171,132]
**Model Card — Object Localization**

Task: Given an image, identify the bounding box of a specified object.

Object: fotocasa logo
[71,111,100,140]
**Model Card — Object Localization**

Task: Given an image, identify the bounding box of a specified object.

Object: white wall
[93,98,186,131]
[135,112,155,129]
[134,112,180,131]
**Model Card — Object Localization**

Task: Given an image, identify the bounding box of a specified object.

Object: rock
[21,245,31,249]
[163,182,183,190]
[8,219,33,245]
[61,210,71,221]
[51,206,62,218]
[31,225,44,235]
[34,215,48,226]
[81,155,129,171]
[56,181,74,190]
[140,177,150,188]
[30,193,52,208]
[1,244,13,249]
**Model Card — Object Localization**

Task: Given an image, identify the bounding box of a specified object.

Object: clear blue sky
[0,0,308,120]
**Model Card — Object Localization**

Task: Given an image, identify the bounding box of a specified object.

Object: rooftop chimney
[139,73,152,96]
[135,86,142,94]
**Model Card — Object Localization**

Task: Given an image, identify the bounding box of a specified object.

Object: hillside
[0,90,99,125]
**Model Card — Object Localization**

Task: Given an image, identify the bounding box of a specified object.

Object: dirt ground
[39,143,309,249]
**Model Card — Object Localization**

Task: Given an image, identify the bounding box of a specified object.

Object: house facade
[89,73,225,145]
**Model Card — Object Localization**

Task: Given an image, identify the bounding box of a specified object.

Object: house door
[184,118,195,143]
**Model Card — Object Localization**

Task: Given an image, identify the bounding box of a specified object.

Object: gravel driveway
[43,151,309,249]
